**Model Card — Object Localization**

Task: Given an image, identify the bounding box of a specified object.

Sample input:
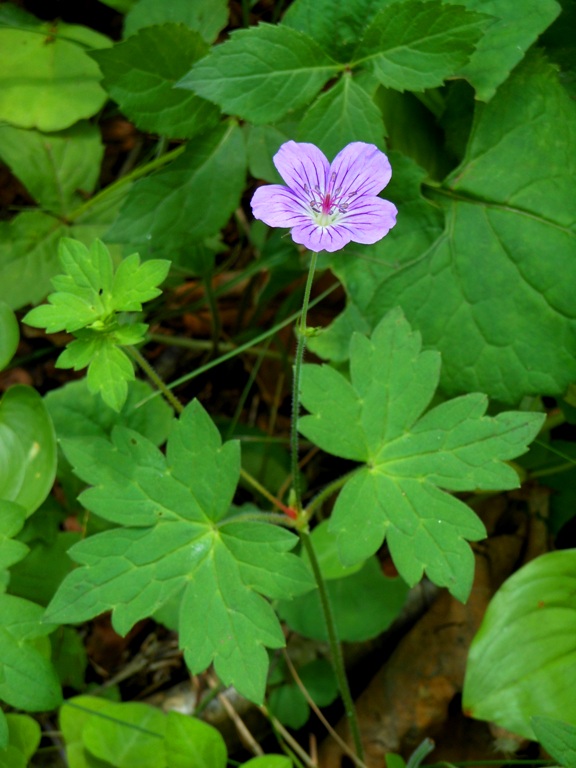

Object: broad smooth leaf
[124,0,228,43]
[463,550,576,737]
[0,122,103,215]
[326,53,576,403]
[0,23,109,131]
[91,24,219,139]
[0,302,19,371]
[164,712,227,768]
[107,122,246,252]
[351,0,490,92]
[532,717,576,768]
[0,594,61,712]
[447,0,561,100]
[176,23,340,124]
[299,309,544,601]
[298,74,386,161]
[45,400,314,703]
[0,386,57,517]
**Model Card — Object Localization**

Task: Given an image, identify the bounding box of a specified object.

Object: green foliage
[0,7,110,131]
[91,24,220,139]
[299,309,544,601]
[0,714,41,768]
[123,0,229,43]
[45,400,314,703]
[0,303,19,371]
[24,238,170,411]
[107,122,246,261]
[463,550,576,736]
[532,717,576,768]
[0,386,57,517]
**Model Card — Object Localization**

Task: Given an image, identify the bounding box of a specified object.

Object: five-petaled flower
[251,141,397,253]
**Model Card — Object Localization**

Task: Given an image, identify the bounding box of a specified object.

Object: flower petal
[251,185,311,228]
[329,142,392,198]
[290,222,353,253]
[336,196,398,244]
[273,141,330,201]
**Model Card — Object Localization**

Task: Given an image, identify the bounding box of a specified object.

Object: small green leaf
[532,717,576,768]
[463,550,576,737]
[165,712,227,768]
[4,714,41,764]
[242,757,293,768]
[0,386,57,517]
[85,342,135,412]
[351,0,490,92]
[176,23,340,124]
[45,400,314,703]
[0,302,19,371]
[0,122,103,215]
[299,309,544,601]
[298,74,386,161]
[91,24,219,139]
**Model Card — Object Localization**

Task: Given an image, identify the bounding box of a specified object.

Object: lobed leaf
[299,309,544,601]
[46,400,314,703]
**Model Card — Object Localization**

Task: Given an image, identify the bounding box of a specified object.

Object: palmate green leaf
[91,24,219,140]
[298,74,386,161]
[351,0,491,92]
[176,23,340,124]
[107,122,246,253]
[45,400,313,703]
[447,0,560,100]
[299,309,544,601]
[463,550,576,737]
[0,122,103,216]
[324,52,576,404]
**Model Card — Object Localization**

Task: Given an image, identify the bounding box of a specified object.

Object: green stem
[290,251,318,512]
[303,467,364,524]
[126,345,184,415]
[299,530,364,761]
[239,467,295,518]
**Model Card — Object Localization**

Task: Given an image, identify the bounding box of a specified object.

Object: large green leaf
[107,122,246,253]
[0,123,103,215]
[91,24,219,139]
[350,0,490,92]
[298,74,386,161]
[123,0,228,43]
[45,400,314,703]
[0,386,57,517]
[448,0,561,100]
[463,550,576,737]
[299,309,544,601]
[176,23,340,124]
[0,302,19,371]
[326,53,576,403]
[0,21,109,131]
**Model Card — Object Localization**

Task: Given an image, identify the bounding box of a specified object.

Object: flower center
[304,173,358,227]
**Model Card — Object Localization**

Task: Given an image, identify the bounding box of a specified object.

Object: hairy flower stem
[299,530,365,762]
[290,250,318,512]
[127,345,184,416]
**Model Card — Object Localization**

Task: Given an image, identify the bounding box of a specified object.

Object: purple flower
[251,141,397,253]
